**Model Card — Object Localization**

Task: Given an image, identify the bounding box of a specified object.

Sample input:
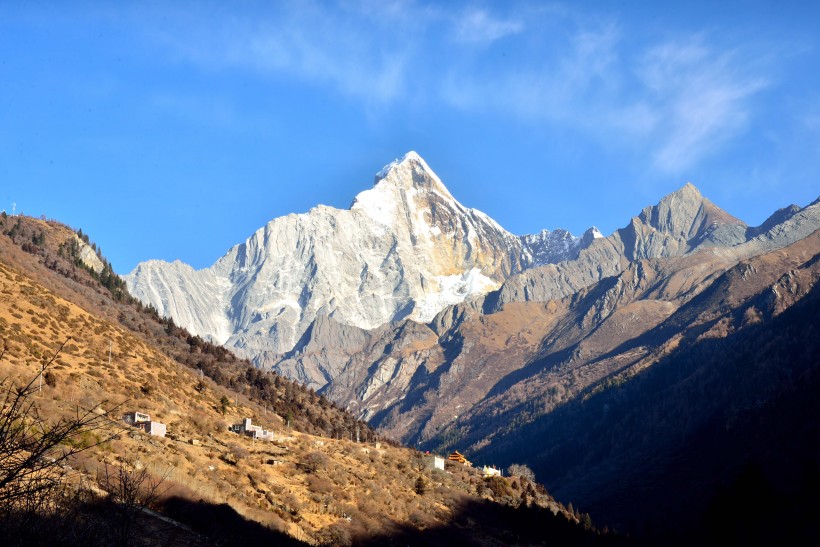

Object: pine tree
[414,476,426,495]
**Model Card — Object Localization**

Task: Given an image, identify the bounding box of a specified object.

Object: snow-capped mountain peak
[378,152,456,202]
[354,151,456,224]
[519,225,604,267]
[375,150,433,183]
[126,152,527,362]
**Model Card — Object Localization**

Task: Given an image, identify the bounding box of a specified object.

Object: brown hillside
[0,213,615,545]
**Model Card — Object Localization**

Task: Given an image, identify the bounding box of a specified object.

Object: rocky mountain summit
[125,152,594,382]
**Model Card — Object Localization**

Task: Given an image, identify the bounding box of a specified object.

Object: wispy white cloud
[143,1,421,104]
[453,8,523,45]
[441,22,769,175]
[636,40,768,172]
[440,20,623,123]
[135,1,772,175]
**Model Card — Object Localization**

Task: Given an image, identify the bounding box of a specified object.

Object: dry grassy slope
[0,258,307,530]
[0,216,603,545]
[0,214,373,437]
[0,216,125,328]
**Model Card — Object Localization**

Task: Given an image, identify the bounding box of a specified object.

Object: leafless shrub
[281,493,302,517]
[229,443,250,460]
[319,522,352,546]
[307,475,333,495]
[484,476,513,500]
[507,463,536,483]
[97,455,171,545]
[0,340,113,520]
[304,451,328,474]
[409,509,434,530]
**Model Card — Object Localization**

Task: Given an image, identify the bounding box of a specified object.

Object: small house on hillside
[426,455,445,471]
[231,418,273,441]
[122,411,166,438]
[137,421,167,438]
[448,450,471,466]
[122,411,150,425]
[482,465,502,478]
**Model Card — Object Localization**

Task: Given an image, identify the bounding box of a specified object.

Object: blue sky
[2,1,819,273]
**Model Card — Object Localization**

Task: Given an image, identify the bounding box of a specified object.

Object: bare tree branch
[0,338,118,515]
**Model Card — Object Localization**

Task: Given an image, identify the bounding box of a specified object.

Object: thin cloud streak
[442,27,769,175]
[453,8,524,45]
[638,40,768,172]
[140,2,772,175]
[145,2,419,104]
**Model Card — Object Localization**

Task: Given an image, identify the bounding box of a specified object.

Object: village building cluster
[428,450,503,477]
[121,409,507,480]
[122,411,167,438]
[230,417,274,441]
[448,450,471,466]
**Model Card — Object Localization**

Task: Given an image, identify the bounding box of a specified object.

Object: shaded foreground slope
[477,239,820,542]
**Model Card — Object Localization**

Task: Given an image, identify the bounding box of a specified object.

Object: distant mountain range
[125,152,820,537]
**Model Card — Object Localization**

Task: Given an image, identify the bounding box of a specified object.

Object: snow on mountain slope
[519,226,603,266]
[125,152,539,358]
[126,259,234,344]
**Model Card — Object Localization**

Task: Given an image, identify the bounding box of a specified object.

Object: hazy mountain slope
[437,228,820,453]
[473,232,820,540]
[484,183,748,311]
[316,251,732,446]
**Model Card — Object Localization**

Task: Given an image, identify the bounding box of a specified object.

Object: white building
[122,411,166,438]
[137,421,167,438]
[427,456,445,471]
[122,411,150,425]
[482,465,502,478]
[231,417,274,441]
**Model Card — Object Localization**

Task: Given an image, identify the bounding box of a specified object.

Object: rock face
[484,183,749,313]
[519,227,602,267]
[127,152,589,369]
[75,235,105,273]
